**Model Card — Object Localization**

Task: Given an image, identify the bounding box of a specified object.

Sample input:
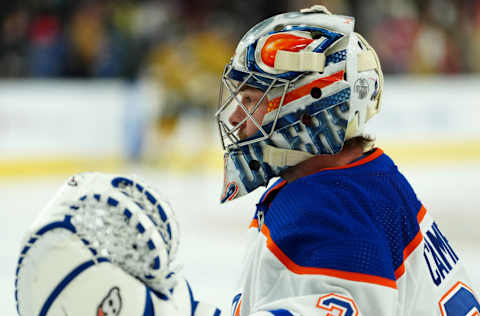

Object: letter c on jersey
[316,293,359,316]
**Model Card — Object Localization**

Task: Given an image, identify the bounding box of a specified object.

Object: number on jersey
[439,282,480,316]
[316,293,359,316]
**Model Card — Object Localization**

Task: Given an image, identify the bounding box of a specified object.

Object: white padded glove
[15,172,221,316]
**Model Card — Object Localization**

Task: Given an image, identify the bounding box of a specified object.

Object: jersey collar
[260,148,384,205]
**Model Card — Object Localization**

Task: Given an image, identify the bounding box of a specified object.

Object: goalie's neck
[280,144,367,183]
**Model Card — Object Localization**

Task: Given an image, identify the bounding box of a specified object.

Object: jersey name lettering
[423,222,459,286]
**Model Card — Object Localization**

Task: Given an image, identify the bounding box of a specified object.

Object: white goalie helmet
[216,5,383,203]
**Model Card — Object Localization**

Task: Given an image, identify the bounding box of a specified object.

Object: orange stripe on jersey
[297,148,384,180]
[234,299,241,316]
[318,148,384,172]
[249,219,259,229]
[394,205,427,280]
[261,180,287,204]
[417,205,427,223]
[267,71,344,113]
[258,222,397,289]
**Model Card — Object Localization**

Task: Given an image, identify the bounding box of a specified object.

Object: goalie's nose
[228,104,246,128]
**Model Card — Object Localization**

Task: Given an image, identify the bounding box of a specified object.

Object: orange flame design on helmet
[261,33,313,67]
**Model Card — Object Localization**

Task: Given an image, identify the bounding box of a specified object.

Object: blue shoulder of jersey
[258,149,423,288]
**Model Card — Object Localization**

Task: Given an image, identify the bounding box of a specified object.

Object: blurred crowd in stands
[2,0,480,78]
[2,0,480,79]
[0,0,272,78]
[1,0,479,116]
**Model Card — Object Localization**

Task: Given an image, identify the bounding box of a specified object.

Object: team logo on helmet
[221,182,239,203]
[354,78,369,99]
[246,26,343,80]
[97,287,122,316]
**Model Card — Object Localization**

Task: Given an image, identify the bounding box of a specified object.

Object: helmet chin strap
[263,144,314,168]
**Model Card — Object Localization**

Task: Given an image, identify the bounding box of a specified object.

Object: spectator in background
[68,2,107,77]
[28,11,66,76]
[0,9,29,77]
[468,0,480,72]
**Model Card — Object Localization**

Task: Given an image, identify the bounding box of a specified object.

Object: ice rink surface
[1,163,479,315]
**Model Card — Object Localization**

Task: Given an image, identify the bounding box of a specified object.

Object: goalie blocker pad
[15,224,222,316]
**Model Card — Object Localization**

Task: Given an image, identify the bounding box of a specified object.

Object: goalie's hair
[343,135,375,152]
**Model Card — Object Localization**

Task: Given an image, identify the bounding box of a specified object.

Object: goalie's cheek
[241,104,269,139]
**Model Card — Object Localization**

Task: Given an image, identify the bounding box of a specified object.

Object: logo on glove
[97,287,122,316]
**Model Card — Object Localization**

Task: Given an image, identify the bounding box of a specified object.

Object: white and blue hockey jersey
[232,148,478,316]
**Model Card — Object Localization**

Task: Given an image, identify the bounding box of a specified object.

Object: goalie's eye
[239,86,265,111]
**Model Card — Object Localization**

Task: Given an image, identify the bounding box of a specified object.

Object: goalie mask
[216,5,383,203]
